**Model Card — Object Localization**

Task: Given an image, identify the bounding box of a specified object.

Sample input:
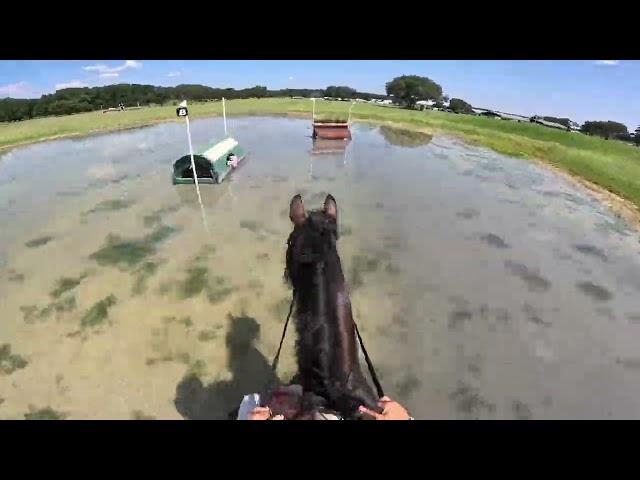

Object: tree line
[2,76,638,145]
[580,120,639,144]
[385,75,638,144]
[0,83,389,122]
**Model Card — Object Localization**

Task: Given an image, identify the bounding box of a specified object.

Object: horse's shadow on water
[174,314,280,420]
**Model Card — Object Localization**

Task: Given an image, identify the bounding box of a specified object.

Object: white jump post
[348,101,356,124]
[177,100,209,234]
[223,97,228,137]
[312,97,316,121]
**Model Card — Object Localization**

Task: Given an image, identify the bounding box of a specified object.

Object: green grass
[2,98,640,210]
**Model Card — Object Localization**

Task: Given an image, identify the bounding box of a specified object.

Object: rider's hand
[248,407,284,420]
[358,396,412,420]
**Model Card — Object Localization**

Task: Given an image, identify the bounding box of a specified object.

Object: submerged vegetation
[350,253,381,289]
[197,328,220,342]
[20,294,77,324]
[178,266,209,299]
[131,260,164,295]
[50,273,87,299]
[7,269,25,282]
[131,410,156,420]
[239,220,264,233]
[163,315,193,328]
[170,248,233,304]
[0,343,28,375]
[24,406,66,420]
[80,295,117,328]
[84,198,135,215]
[142,204,182,228]
[24,235,54,248]
[89,225,178,269]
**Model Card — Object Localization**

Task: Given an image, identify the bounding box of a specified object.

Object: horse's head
[284,194,379,418]
[285,193,339,290]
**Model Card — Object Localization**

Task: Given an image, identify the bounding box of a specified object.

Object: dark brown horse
[280,193,380,419]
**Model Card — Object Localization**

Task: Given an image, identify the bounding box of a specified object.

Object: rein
[270,289,385,399]
[270,291,296,375]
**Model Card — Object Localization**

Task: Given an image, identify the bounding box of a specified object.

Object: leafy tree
[449,98,473,114]
[385,75,443,108]
[324,86,355,99]
[581,120,628,139]
[614,132,633,142]
[0,83,388,122]
[635,126,640,146]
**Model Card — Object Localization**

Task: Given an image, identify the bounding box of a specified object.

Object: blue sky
[0,60,638,129]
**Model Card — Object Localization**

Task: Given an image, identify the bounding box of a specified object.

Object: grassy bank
[2,98,640,211]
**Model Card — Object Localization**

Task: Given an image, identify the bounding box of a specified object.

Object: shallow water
[1,117,640,419]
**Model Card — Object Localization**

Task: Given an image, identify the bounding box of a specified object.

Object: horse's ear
[289,194,306,226]
[324,194,338,222]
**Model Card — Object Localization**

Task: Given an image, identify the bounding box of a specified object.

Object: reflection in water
[378,126,433,148]
[311,138,350,156]
[174,183,228,211]
[1,117,640,420]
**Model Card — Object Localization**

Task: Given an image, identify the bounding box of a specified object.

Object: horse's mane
[285,211,335,400]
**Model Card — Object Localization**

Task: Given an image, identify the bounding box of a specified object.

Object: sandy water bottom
[1,117,640,419]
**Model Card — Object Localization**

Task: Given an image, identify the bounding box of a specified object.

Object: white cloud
[83,63,108,73]
[288,76,295,81]
[123,60,142,69]
[82,60,143,74]
[167,71,182,77]
[99,72,119,78]
[594,60,619,66]
[0,81,38,97]
[55,80,88,90]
